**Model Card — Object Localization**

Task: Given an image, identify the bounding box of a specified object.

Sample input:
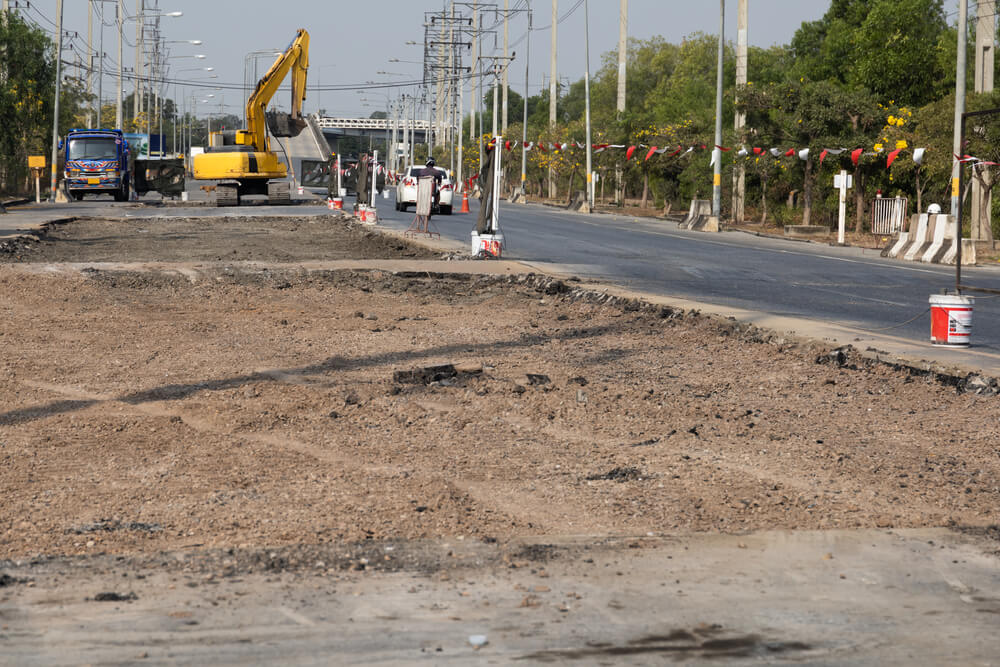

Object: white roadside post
[835,169,853,245]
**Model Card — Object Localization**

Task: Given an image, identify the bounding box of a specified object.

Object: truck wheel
[73,192,84,201]
[113,188,126,202]
[440,205,453,215]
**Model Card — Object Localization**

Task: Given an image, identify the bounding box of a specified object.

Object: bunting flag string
[497,135,928,171]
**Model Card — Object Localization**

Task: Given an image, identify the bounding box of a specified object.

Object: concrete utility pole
[951,0,968,219]
[616,0,627,114]
[615,0,626,204]
[116,0,123,129]
[733,0,748,224]
[584,0,593,211]
[520,7,531,196]
[49,0,65,202]
[476,3,484,172]
[135,0,142,118]
[548,0,557,198]
[87,1,93,127]
[436,12,446,153]
[471,1,478,150]
[972,0,995,240]
[711,0,724,218]
[502,0,509,133]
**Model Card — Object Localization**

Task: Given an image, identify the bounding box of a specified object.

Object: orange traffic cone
[460,191,470,214]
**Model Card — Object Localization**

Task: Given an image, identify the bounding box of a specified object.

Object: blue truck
[62,129,132,201]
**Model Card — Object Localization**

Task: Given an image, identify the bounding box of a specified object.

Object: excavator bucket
[267,111,307,138]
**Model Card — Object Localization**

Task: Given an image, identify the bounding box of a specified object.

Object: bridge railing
[315,117,430,131]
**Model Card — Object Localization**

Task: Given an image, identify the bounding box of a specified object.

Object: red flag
[753,147,763,155]
[504,140,512,151]
[851,148,863,166]
[819,149,828,165]
[538,142,547,152]
[715,145,732,152]
[626,145,637,161]
[887,148,902,168]
[784,148,796,157]
[669,146,683,157]
[645,146,658,162]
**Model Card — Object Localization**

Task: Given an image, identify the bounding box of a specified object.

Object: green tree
[0,13,56,193]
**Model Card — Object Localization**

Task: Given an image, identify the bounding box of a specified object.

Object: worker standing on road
[356,153,371,209]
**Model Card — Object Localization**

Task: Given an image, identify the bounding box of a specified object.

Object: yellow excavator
[193,29,309,206]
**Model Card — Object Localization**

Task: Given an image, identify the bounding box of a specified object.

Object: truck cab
[64,129,131,201]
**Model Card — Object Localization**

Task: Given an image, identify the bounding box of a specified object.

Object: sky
[34,0,832,120]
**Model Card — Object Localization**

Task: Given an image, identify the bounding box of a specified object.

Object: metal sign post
[28,156,46,203]
[834,170,852,245]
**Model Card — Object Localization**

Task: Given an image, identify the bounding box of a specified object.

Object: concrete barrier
[682,199,714,231]
[886,214,976,265]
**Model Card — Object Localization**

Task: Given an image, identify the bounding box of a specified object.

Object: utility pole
[116,0,123,129]
[87,1,94,127]
[615,0,626,204]
[548,0,557,198]
[711,0,724,218]
[471,1,478,149]
[502,0,509,133]
[616,0,626,114]
[49,0,65,202]
[972,0,995,240]
[135,0,143,118]
[733,0,748,224]
[520,6,531,197]
[951,0,968,219]
[584,0,593,211]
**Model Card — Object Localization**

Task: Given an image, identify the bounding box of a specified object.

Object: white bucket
[929,294,973,346]
[181,191,188,202]
[297,185,304,195]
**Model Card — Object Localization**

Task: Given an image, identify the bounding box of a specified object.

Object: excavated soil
[2,262,999,561]
[0,215,438,263]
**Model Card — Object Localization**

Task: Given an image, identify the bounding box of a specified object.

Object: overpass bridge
[315,117,430,144]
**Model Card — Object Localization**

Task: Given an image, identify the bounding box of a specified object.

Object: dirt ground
[1,217,999,564]
[0,215,438,263]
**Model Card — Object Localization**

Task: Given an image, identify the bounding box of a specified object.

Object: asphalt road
[376,192,1000,354]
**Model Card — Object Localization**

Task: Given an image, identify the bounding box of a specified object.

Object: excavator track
[267,181,291,205]
[215,185,240,207]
